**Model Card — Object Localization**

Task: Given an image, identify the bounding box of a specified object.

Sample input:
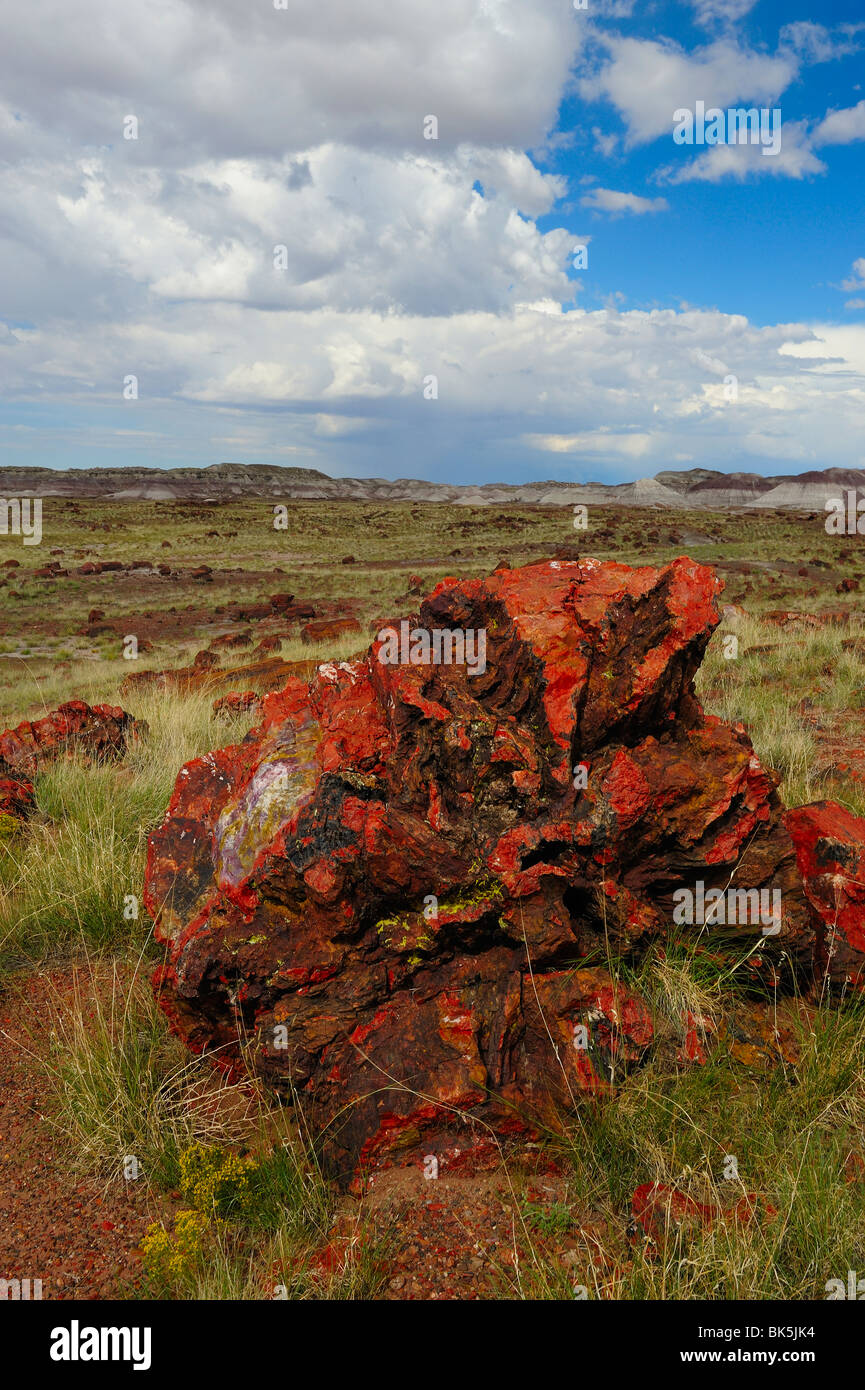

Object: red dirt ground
[0,970,173,1299]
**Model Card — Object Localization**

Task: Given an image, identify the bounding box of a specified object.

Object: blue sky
[0,0,863,484]
[547,0,865,329]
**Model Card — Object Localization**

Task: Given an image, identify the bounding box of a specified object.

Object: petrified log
[121,656,307,699]
[0,700,141,782]
[301,617,362,644]
[0,700,141,829]
[145,558,817,1183]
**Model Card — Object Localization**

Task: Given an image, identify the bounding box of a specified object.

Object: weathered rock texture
[145,558,823,1181]
[785,802,865,991]
[0,700,141,830]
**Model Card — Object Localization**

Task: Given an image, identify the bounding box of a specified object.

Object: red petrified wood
[0,700,141,828]
[785,801,865,992]
[145,558,815,1183]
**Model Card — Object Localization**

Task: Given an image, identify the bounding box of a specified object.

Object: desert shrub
[179,1142,258,1218]
[33,958,255,1188]
[140,1210,223,1288]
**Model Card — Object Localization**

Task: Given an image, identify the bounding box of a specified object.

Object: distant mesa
[0,461,863,511]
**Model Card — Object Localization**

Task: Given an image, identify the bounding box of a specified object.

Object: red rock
[269,593,296,612]
[280,603,316,622]
[146,557,816,1183]
[226,603,273,622]
[785,801,865,991]
[300,617,362,644]
[631,1183,772,1242]
[209,631,252,651]
[763,610,822,629]
[0,776,35,827]
[0,701,141,828]
[211,668,324,719]
[212,690,261,719]
[0,701,142,783]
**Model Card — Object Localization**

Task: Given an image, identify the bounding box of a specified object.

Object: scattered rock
[228,603,273,622]
[630,1183,772,1244]
[763,610,822,629]
[279,603,317,622]
[209,632,252,652]
[212,690,261,719]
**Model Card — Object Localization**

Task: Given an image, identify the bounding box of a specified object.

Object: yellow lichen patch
[375,910,436,955]
[436,876,504,921]
[375,878,505,956]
